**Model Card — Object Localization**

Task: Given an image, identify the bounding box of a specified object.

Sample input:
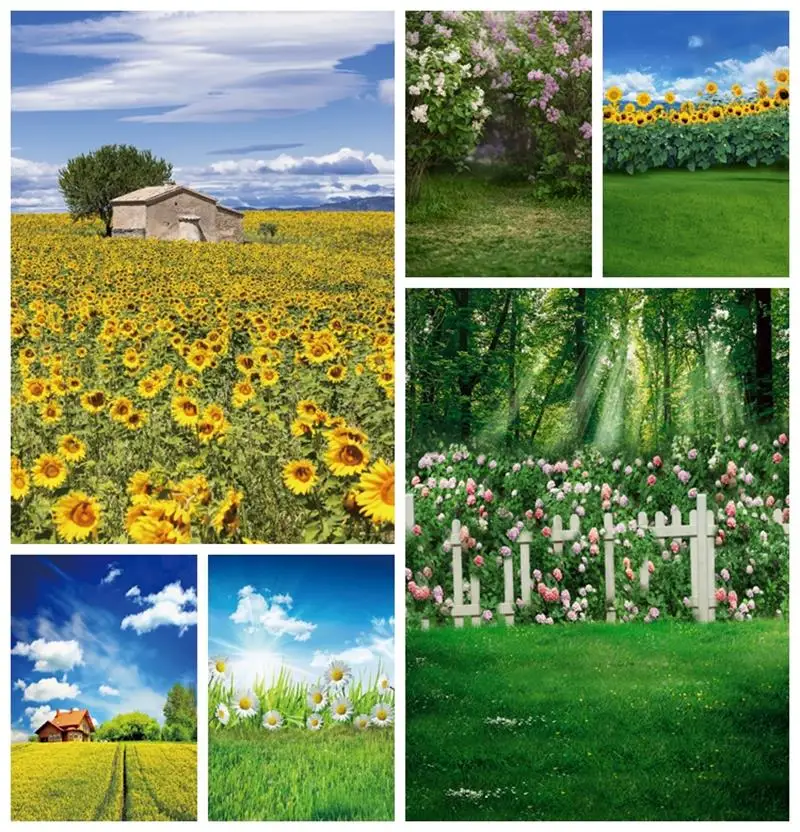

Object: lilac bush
[406,433,789,627]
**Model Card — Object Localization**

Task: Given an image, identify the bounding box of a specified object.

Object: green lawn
[604,166,789,277]
[209,729,393,820]
[407,620,788,821]
[407,171,591,277]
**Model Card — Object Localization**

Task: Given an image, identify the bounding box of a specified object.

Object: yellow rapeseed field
[11,211,394,543]
[11,741,197,821]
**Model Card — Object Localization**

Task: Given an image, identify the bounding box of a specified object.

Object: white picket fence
[406,493,789,627]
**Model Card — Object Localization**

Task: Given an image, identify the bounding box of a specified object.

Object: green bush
[604,109,788,174]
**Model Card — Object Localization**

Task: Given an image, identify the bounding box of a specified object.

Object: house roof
[216,203,245,217]
[35,708,95,734]
[110,184,217,206]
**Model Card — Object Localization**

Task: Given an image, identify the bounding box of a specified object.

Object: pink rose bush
[406,434,789,627]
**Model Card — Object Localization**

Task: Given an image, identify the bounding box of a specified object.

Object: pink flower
[724,500,736,517]
[422,566,433,579]
[412,524,422,536]
[421,487,430,498]
[625,567,634,581]
[483,489,494,502]
[542,526,552,538]
[407,580,417,593]
[726,517,736,529]
[413,585,431,601]
[647,474,657,486]
[652,455,662,468]
[588,527,599,544]
[525,509,534,520]
[466,494,476,506]
[534,507,544,521]
[647,560,655,574]
[778,433,788,445]
[405,568,412,581]
[466,480,476,495]
[772,452,783,464]
[482,609,493,622]
[727,590,738,605]
[411,475,420,486]
[766,495,775,507]
[552,568,563,582]
[623,557,631,569]
[473,555,484,568]
[715,587,727,603]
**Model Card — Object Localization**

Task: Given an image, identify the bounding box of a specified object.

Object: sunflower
[125,410,148,430]
[128,470,155,503]
[774,86,789,104]
[259,367,279,387]
[11,465,30,501]
[705,81,718,96]
[324,440,370,477]
[624,102,635,114]
[58,434,86,462]
[326,364,347,383]
[110,396,134,423]
[605,85,623,103]
[40,401,63,424]
[22,377,49,403]
[757,79,770,99]
[283,459,319,495]
[53,491,101,542]
[355,459,394,525]
[172,395,200,427]
[213,489,243,535]
[232,380,256,408]
[80,389,107,413]
[636,91,651,108]
[664,91,676,104]
[291,417,314,438]
[731,83,743,97]
[774,67,789,85]
[31,453,68,490]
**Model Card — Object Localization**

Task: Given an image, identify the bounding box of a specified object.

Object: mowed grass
[603,166,789,277]
[209,729,393,820]
[407,171,591,277]
[11,742,197,821]
[407,620,788,821]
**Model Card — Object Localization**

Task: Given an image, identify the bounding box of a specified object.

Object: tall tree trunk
[574,289,589,443]
[453,289,473,441]
[662,305,671,431]
[754,288,774,423]
[507,295,519,446]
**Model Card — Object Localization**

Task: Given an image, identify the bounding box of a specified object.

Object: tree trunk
[574,289,589,443]
[662,305,671,431]
[507,295,519,446]
[754,288,774,423]
[453,289,473,441]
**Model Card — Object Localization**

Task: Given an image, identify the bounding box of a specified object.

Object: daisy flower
[262,710,283,731]
[208,656,229,682]
[233,689,258,719]
[306,714,323,731]
[371,702,394,727]
[306,686,328,712]
[325,660,352,689]
[330,696,353,722]
[354,714,370,730]
[377,675,392,695]
[214,703,230,726]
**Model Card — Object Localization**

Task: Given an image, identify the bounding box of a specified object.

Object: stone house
[35,708,96,743]
[110,184,244,242]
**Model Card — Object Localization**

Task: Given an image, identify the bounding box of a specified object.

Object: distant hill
[240,196,394,213]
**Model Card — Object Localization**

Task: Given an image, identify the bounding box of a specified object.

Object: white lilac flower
[233,689,258,719]
[214,703,230,726]
[307,686,328,711]
[331,696,354,722]
[262,710,283,731]
[325,660,352,689]
[306,713,323,731]
[371,702,394,727]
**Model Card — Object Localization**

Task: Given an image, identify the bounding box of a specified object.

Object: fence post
[691,494,716,623]
[497,555,515,625]
[450,519,464,629]
[519,529,533,605]
[602,513,616,622]
[637,511,650,592]
[700,493,716,622]
[405,493,414,531]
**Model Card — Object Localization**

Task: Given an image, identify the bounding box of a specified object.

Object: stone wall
[216,208,244,242]
[111,203,146,233]
[146,193,218,241]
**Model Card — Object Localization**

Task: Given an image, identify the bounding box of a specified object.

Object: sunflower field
[603,69,790,173]
[11,211,394,543]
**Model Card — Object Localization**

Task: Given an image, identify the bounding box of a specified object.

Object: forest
[407,288,788,457]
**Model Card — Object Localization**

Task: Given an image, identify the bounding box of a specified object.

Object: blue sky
[604,12,789,102]
[11,556,197,742]
[209,556,394,690]
[11,11,394,211]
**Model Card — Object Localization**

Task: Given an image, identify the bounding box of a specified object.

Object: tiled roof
[51,709,92,730]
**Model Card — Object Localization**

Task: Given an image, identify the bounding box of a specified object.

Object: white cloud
[21,677,81,703]
[24,705,57,732]
[688,35,703,49]
[11,11,394,123]
[378,78,394,105]
[11,638,84,672]
[11,727,31,743]
[604,45,789,102]
[120,581,197,635]
[14,679,26,690]
[230,586,316,641]
[98,684,120,696]
[101,564,122,585]
[125,585,141,600]
[309,616,394,674]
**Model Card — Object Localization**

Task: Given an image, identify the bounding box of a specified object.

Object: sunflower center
[341,445,363,465]
[44,463,61,479]
[183,402,198,416]
[379,474,394,505]
[65,439,79,452]
[295,466,311,482]
[31,383,43,396]
[13,472,26,488]
[70,502,97,528]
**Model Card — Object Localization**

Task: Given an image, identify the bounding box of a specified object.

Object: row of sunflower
[11,211,395,543]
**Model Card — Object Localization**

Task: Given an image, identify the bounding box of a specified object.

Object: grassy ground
[209,729,394,820]
[603,166,789,277]
[407,171,591,277]
[407,620,788,821]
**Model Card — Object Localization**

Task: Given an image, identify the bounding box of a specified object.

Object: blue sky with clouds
[11,556,197,742]
[604,11,789,103]
[11,11,394,211]
[209,556,394,691]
